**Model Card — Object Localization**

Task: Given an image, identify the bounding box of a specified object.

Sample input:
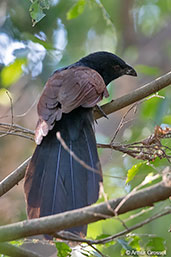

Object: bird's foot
[96,105,108,119]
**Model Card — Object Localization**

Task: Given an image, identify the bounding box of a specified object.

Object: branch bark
[0,181,170,242]
[0,157,31,197]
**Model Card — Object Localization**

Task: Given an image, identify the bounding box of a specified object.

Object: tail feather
[83,128,101,205]
[24,107,102,236]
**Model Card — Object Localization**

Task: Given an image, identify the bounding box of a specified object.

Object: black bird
[24,51,137,237]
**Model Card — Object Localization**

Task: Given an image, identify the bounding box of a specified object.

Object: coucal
[24,51,137,236]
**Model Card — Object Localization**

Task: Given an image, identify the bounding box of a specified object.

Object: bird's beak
[124,65,137,77]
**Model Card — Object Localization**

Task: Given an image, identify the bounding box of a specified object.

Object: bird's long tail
[24,107,102,236]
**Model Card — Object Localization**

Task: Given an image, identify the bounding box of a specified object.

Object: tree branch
[97,125,171,162]
[0,157,31,197]
[0,181,170,242]
[94,71,171,119]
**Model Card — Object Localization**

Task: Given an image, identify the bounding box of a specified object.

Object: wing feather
[35,66,108,144]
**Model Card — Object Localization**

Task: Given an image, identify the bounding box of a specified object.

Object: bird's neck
[75,60,111,86]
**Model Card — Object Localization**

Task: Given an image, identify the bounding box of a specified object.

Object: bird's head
[79,51,137,85]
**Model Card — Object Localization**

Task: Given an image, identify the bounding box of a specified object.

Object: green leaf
[118,239,134,251]
[55,242,72,257]
[80,252,89,257]
[141,94,163,121]
[1,58,26,87]
[29,0,50,26]
[126,162,147,183]
[146,237,166,251]
[135,64,161,76]
[38,0,50,9]
[0,89,12,106]
[118,238,138,256]
[9,240,24,246]
[117,239,132,250]
[128,235,141,251]
[29,2,45,26]
[162,115,171,124]
[67,0,86,20]
[95,234,111,240]
[95,234,115,247]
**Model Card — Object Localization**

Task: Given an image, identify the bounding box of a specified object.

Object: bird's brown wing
[35,66,108,144]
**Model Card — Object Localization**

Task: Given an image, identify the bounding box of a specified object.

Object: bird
[24,51,137,237]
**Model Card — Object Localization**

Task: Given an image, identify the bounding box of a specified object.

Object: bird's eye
[113,65,120,71]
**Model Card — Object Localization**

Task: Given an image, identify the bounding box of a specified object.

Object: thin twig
[88,243,107,257]
[0,122,34,135]
[110,100,137,143]
[0,130,34,141]
[123,207,154,222]
[6,90,14,125]
[56,132,102,176]
[95,208,171,244]
[0,91,14,139]
[110,94,164,143]
[99,182,129,231]
[98,126,171,162]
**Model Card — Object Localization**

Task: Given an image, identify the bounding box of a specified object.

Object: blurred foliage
[126,161,147,184]
[29,0,50,26]
[55,242,72,257]
[135,64,161,76]
[0,89,12,106]
[9,240,24,247]
[67,0,86,20]
[0,0,171,256]
[1,58,26,87]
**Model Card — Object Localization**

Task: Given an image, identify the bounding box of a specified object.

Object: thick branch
[94,71,171,119]
[0,181,170,242]
[0,157,31,197]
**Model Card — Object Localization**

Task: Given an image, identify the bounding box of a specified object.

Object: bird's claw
[96,105,108,119]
